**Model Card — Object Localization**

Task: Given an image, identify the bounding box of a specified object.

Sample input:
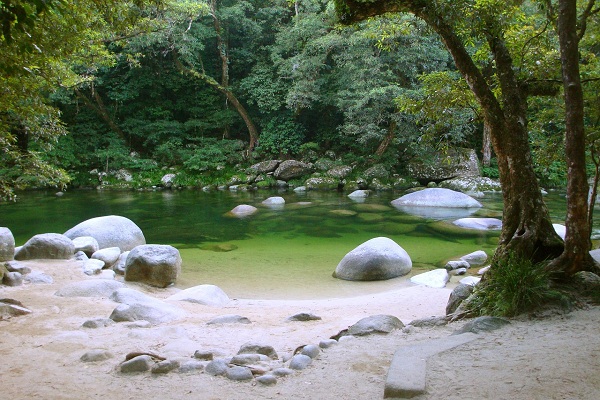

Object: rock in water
[391,188,482,208]
[334,237,412,281]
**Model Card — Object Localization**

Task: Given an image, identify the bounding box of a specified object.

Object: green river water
[0,189,580,299]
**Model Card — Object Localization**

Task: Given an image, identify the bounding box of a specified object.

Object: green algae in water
[0,189,525,299]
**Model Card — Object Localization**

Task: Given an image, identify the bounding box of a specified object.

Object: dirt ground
[1,260,599,400]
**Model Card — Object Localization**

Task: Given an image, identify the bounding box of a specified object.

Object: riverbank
[2,259,600,399]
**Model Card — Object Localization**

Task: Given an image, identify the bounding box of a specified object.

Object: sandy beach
[1,259,600,399]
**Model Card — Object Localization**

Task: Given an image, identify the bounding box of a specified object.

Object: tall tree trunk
[211,0,231,139]
[74,86,129,145]
[547,0,596,275]
[336,0,564,262]
[375,120,396,156]
[174,57,259,150]
[482,121,492,167]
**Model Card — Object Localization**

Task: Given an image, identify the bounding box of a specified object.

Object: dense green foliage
[1,0,599,199]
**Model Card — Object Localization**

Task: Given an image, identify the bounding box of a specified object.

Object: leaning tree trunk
[336,0,564,262]
[547,0,596,275]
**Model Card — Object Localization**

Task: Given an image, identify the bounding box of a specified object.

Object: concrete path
[384,333,477,398]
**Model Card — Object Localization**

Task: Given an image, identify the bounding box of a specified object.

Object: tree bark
[547,0,596,275]
[74,86,129,145]
[482,121,491,167]
[336,0,564,262]
[375,120,396,156]
[173,57,259,150]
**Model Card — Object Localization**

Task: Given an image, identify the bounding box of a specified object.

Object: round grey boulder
[124,244,181,288]
[14,233,74,260]
[273,160,313,181]
[0,227,15,262]
[334,237,412,281]
[391,188,482,208]
[64,215,146,251]
[346,314,404,336]
[288,354,312,370]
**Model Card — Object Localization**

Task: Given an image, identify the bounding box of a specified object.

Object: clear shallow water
[0,189,580,299]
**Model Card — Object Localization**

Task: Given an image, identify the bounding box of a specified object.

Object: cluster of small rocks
[77,313,407,386]
[1,215,182,289]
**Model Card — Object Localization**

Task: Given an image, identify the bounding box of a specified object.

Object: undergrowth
[466,252,570,317]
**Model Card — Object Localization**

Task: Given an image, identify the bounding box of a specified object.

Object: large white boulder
[334,237,412,281]
[0,227,15,262]
[391,188,482,208]
[64,215,145,251]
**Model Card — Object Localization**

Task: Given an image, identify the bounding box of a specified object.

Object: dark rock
[286,312,322,322]
[193,350,214,361]
[151,359,180,374]
[334,315,404,339]
[273,160,313,181]
[409,316,449,328]
[237,343,278,360]
[453,316,511,335]
[2,271,23,286]
[120,355,154,373]
[408,147,480,183]
[124,244,181,288]
[446,283,475,315]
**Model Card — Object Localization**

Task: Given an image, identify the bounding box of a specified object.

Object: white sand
[1,260,599,399]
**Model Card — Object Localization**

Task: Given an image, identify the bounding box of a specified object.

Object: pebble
[288,354,312,370]
[256,374,277,386]
[319,339,338,349]
[82,318,115,329]
[205,359,229,376]
[120,355,153,373]
[300,345,320,359]
[178,360,206,373]
[226,366,253,381]
[151,359,180,374]
[80,350,113,362]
